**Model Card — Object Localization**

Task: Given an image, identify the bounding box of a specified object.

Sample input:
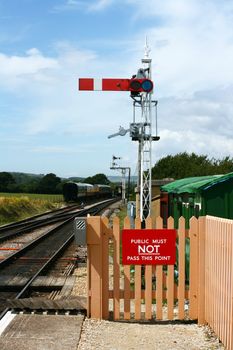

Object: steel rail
[16,234,74,300]
[0,204,79,231]
[0,217,73,268]
[0,198,117,266]
[0,213,76,243]
[0,206,81,240]
[0,229,74,320]
[0,198,117,243]
[0,198,119,319]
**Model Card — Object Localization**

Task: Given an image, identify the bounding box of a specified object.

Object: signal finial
[144,36,151,58]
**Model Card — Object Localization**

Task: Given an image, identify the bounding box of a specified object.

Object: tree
[152,152,233,179]
[37,173,61,194]
[0,172,15,192]
[83,173,110,185]
[212,156,233,174]
[18,178,41,193]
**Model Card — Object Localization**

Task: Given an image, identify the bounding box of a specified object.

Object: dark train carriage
[63,182,78,202]
[62,182,93,202]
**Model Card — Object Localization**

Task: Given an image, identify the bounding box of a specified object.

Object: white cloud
[0,48,59,76]
[52,0,114,13]
[0,48,60,91]
[54,41,97,67]
[88,0,114,12]
[127,0,233,97]
[52,0,85,12]
[8,43,130,138]
[154,128,233,161]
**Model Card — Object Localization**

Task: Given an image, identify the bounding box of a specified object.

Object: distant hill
[67,177,84,182]
[107,175,137,183]
[8,172,85,184]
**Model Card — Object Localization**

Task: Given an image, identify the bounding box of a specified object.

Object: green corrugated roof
[161,173,233,194]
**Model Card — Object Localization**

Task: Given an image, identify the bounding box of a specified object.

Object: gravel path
[72,266,224,350]
[77,319,224,350]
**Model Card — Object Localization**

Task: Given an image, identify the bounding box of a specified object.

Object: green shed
[161,173,233,228]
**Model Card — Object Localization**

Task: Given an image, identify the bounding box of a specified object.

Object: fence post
[123,216,131,320]
[198,216,206,325]
[101,216,110,320]
[189,216,199,319]
[113,216,120,320]
[167,216,175,320]
[86,216,103,319]
[178,216,186,319]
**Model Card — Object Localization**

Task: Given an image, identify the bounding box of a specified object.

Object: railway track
[0,203,79,229]
[0,204,82,243]
[0,198,119,319]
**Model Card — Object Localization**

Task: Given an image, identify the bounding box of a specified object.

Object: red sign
[122,229,176,265]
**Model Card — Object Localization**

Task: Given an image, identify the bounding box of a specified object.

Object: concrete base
[0,313,84,350]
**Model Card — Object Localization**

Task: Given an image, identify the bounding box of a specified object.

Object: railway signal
[78,78,153,93]
[110,155,131,204]
[129,78,153,94]
[78,40,159,221]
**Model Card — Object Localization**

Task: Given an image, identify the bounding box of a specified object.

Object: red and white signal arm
[78,78,153,93]
[79,78,130,91]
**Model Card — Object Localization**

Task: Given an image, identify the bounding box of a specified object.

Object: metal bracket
[108,126,129,139]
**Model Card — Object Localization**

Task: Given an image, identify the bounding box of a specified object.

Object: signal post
[78,43,159,222]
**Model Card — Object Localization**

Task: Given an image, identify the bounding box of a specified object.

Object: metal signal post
[110,155,130,204]
[78,42,159,221]
[130,45,160,221]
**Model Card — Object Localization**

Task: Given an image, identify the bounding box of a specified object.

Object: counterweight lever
[108,126,129,139]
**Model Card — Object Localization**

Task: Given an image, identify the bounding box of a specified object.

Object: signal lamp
[129,78,153,93]
[141,79,153,92]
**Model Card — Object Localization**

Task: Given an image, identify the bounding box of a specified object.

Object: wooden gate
[86,215,202,321]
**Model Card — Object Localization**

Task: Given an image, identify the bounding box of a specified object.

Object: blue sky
[1,0,233,178]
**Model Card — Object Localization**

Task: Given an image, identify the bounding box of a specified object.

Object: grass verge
[0,192,63,202]
[117,205,127,229]
[0,196,61,225]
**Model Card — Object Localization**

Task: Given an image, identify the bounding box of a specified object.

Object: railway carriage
[62,182,112,202]
[93,184,112,197]
[63,182,93,202]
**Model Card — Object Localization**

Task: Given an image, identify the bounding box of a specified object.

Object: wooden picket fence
[86,214,233,349]
[201,216,233,350]
[86,215,201,321]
